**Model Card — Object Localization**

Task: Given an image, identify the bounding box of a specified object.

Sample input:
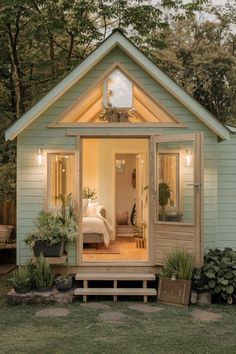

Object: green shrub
[193,248,236,301]
[33,254,54,290]
[0,162,16,203]
[9,265,31,292]
[161,249,194,280]
[9,256,55,292]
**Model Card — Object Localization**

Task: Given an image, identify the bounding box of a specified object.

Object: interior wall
[82,139,99,193]
[98,138,148,237]
[115,154,136,223]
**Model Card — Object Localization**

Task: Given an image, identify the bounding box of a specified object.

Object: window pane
[49,153,75,206]
[104,69,133,108]
[157,141,194,223]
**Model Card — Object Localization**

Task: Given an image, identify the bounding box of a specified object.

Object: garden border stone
[6,288,74,305]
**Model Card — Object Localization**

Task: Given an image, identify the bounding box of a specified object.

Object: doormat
[0,264,16,275]
[83,242,120,254]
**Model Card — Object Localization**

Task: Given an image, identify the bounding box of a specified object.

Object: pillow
[116,211,128,225]
[86,202,98,217]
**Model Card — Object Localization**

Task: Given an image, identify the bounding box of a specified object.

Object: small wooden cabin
[5,29,236,274]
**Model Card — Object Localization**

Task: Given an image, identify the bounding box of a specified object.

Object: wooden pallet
[74,272,157,303]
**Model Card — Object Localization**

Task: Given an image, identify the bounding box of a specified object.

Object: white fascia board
[225,125,236,134]
[5,33,120,141]
[116,35,230,141]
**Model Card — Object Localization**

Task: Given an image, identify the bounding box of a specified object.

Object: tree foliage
[154,4,236,124]
[0,0,235,188]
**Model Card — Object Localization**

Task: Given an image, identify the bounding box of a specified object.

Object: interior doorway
[81,138,149,263]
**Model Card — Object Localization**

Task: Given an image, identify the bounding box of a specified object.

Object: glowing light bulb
[37,148,43,165]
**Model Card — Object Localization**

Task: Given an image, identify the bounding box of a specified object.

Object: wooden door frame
[75,134,152,267]
[151,133,204,267]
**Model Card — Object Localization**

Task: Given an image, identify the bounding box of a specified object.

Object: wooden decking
[74,272,157,303]
[82,236,148,262]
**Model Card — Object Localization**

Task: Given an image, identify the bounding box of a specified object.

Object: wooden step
[75,272,156,281]
[74,288,157,297]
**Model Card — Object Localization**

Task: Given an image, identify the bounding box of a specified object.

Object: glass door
[151,133,203,266]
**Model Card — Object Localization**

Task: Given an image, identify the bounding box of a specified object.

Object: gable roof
[5,29,230,141]
[57,64,183,125]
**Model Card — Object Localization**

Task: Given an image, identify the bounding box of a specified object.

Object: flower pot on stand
[33,240,64,257]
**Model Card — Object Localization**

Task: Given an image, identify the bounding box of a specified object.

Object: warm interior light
[116,159,126,169]
[37,148,43,165]
[186,149,192,166]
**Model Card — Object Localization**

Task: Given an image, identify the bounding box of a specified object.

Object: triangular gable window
[103,69,133,109]
[58,67,183,125]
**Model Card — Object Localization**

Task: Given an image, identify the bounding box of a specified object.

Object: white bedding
[83,212,112,247]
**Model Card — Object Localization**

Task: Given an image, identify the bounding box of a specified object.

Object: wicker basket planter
[33,241,64,257]
[158,276,192,306]
[0,225,13,243]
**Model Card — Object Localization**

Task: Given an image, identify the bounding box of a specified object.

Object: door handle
[187,182,201,191]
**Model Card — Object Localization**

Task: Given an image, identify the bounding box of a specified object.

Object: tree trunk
[49,34,56,80]
[7,23,23,119]
[67,33,74,67]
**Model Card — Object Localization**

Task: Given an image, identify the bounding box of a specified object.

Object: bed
[83,207,112,247]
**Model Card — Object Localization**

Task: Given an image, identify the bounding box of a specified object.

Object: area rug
[0,264,16,275]
[83,242,120,254]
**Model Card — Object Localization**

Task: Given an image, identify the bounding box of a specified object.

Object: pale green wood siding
[17,46,219,264]
[217,134,236,248]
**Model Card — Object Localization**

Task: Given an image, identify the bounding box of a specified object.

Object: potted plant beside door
[25,194,78,257]
[158,249,194,306]
[158,182,172,221]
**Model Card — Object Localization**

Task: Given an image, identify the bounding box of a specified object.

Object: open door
[151,133,203,267]
[135,153,142,226]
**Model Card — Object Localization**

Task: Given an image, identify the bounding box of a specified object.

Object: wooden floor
[83,236,148,262]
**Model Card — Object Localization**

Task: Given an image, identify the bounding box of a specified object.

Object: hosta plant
[193,248,236,301]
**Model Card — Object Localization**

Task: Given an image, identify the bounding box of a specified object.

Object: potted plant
[158,249,194,306]
[82,187,97,214]
[25,194,78,257]
[9,266,32,293]
[83,187,96,201]
[55,275,73,292]
[159,182,172,221]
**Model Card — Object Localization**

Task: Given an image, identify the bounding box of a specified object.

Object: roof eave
[5,30,230,141]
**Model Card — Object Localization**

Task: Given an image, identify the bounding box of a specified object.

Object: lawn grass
[1,275,236,354]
